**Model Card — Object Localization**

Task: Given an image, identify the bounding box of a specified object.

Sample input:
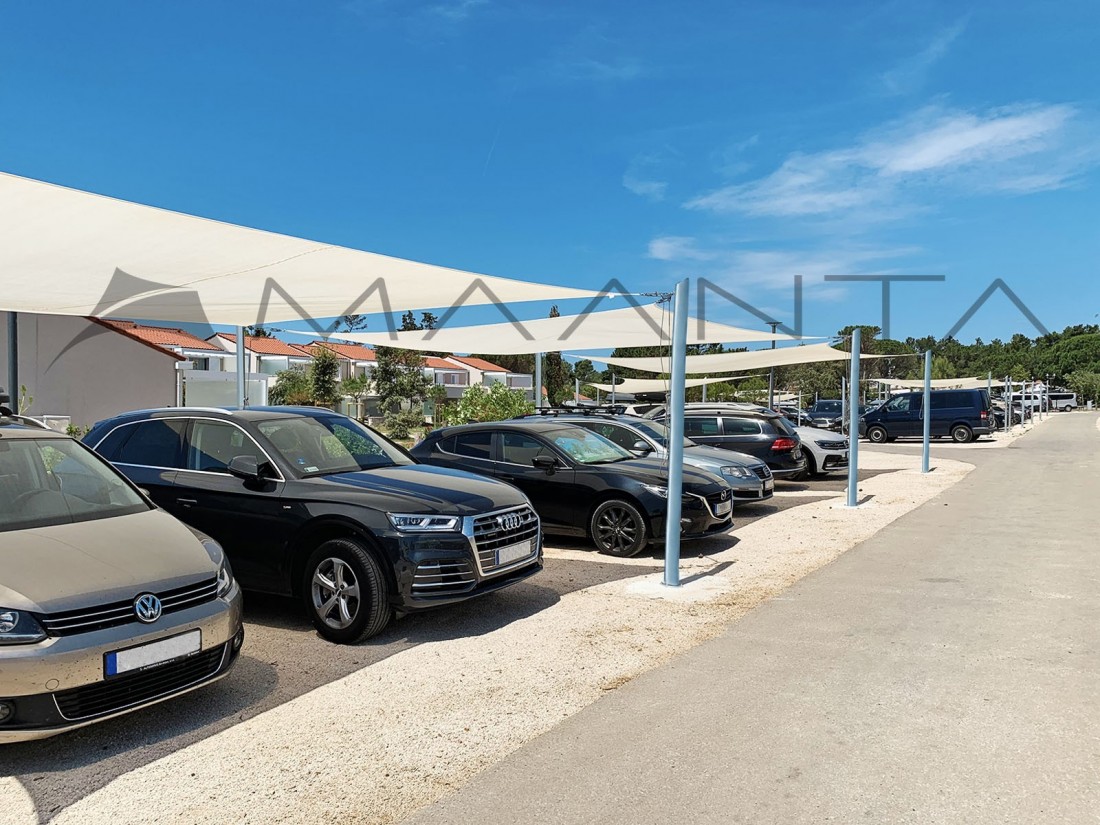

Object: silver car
[0,415,243,742]
[562,414,774,504]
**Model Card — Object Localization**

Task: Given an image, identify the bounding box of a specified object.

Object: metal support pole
[663,278,690,588]
[6,312,18,405]
[841,376,847,435]
[921,350,932,473]
[574,377,580,404]
[702,382,707,403]
[534,353,543,408]
[610,371,615,406]
[235,326,247,407]
[845,328,861,508]
[767,321,778,409]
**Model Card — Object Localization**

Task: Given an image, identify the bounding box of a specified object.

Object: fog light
[233,629,244,651]
[0,700,14,724]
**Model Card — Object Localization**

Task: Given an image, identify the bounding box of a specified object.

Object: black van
[859,389,993,444]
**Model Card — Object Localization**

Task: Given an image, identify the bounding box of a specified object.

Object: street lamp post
[767,321,779,410]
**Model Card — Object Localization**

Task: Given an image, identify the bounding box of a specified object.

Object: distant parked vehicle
[86,407,542,643]
[411,419,733,558]
[805,399,844,428]
[792,427,849,479]
[859,389,993,444]
[1048,392,1078,412]
[653,409,808,479]
[0,397,243,742]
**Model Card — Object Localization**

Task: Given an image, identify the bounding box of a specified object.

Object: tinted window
[722,418,762,435]
[94,424,136,461]
[814,401,842,413]
[452,431,493,459]
[685,417,720,437]
[114,419,186,468]
[187,420,268,473]
[501,432,555,465]
[885,395,914,412]
[930,391,971,410]
[769,416,796,436]
[584,423,642,450]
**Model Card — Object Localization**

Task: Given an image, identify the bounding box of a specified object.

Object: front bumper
[727,473,774,502]
[388,506,544,612]
[0,586,243,743]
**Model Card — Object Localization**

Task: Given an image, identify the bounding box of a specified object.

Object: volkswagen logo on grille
[134,593,163,624]
[496,512,522,532]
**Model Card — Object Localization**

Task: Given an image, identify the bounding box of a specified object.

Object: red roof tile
[424,356,465,370]
[99,320,223,352]
[305,341,378,362]
[214,333,310,357]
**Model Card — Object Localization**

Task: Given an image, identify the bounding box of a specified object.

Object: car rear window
[452,431,493,459]
[111,419,186,468]
[685,417,720,437]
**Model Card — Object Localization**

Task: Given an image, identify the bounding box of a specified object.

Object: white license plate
[716,500,732,516]
[105,629,201,677]
[497,539,533,565]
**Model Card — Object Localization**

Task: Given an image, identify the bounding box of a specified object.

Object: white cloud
[686,103,1088,219]
[647,236,713,261]
[623,174,668,201]
[428,0,488,20]
[881,18,968,96]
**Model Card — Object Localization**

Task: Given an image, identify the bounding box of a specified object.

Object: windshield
[549,428,634,464]
[627,419,695,449]
[0,437,149,532]
[258,415,413,476]
[813,401,843,413]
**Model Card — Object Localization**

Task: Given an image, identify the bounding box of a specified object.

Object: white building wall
[0,313,176,429]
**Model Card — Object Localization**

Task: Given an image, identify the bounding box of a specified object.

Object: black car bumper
[767,450,808,478]
[649,490,733,540]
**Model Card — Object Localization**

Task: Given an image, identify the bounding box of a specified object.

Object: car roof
[92,405,351,427]
[0,420,70,439]
[428,419,593,438]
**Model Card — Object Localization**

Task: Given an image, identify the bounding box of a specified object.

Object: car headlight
[216,558,234,597]
[721,465,754,479]
[0,609,46,645]
[387,513,462,532]
[641,484,669,499]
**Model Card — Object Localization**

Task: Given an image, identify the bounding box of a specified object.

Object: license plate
[716,500,732,516]
[497,539,533,565]
[105,629,201,677]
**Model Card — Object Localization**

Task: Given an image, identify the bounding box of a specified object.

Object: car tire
[951,424,974,444]
[1062,405,1072,412]
[303,538,392,644]
[866,425,888,444]
[796,451,818,480]
[590,499,648,558]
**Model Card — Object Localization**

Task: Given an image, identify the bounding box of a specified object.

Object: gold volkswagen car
[0,406,243,743]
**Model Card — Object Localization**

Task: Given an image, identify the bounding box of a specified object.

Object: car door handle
[177,497,198,506]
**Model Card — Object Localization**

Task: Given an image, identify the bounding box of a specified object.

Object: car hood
[603,457,727,495]
[0,509,223,615]
[796,426,847,443]
[304,464,528,516]
[683,444,764,469]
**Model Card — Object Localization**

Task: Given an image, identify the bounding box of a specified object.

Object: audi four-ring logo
[496,512,522,531]
[134,593,163,623]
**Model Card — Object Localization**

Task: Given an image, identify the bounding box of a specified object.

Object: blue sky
[2,0,1098,346]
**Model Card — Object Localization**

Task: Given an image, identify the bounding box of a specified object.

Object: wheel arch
[289,517,394,599]
[587,490,653,539]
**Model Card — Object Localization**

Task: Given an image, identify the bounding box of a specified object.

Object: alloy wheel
[311,557,361,630]
[595,505,640,554]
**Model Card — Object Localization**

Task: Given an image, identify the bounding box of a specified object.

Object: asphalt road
[0,466,885,818]
[406,412,1100,824]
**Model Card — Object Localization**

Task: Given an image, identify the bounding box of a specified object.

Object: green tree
[269,367,312,405]
[543,305,574,404]
[310,346,342,409]
[442,382,534,425]
[243,325,273,338]
[340,373,372,419]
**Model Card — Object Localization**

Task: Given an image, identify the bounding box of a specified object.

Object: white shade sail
[588,375,747,394]
[584,342,892,375]
[872,376,991,390]
[0,172,600,326]
[326,303,798,354]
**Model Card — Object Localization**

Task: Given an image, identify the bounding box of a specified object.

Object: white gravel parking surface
[3,449,974,825]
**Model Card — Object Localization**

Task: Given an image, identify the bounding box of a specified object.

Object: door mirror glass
[631,439,653,454]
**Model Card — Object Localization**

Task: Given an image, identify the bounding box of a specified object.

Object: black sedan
[84,407,542,643]
[411,420,732,558]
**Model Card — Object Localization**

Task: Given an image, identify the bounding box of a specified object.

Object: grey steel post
[534,353,543,408]
[663,278,690,588]
[767,321,778,409]
[574,377,580,404]
[610,371,615,405]
[921,350,932,473]
[841,376,847,435]
[845,328,861,508]
[6,312,17,405]
[236,326,247,407]
[702,381,707,403]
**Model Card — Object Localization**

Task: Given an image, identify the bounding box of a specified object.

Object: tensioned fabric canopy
[582,342,894,375]
[588,375,747,394]
[316,304,798,354]
[0,172,600,326]
[872,376,990,390]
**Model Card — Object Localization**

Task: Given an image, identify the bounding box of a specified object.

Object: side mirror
[631,439,653,455]
[227,455,262,481]
[532,455,557,474]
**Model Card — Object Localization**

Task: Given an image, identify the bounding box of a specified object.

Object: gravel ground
[1,450,974,825]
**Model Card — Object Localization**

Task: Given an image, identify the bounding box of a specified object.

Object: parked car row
[2,387,861,743]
